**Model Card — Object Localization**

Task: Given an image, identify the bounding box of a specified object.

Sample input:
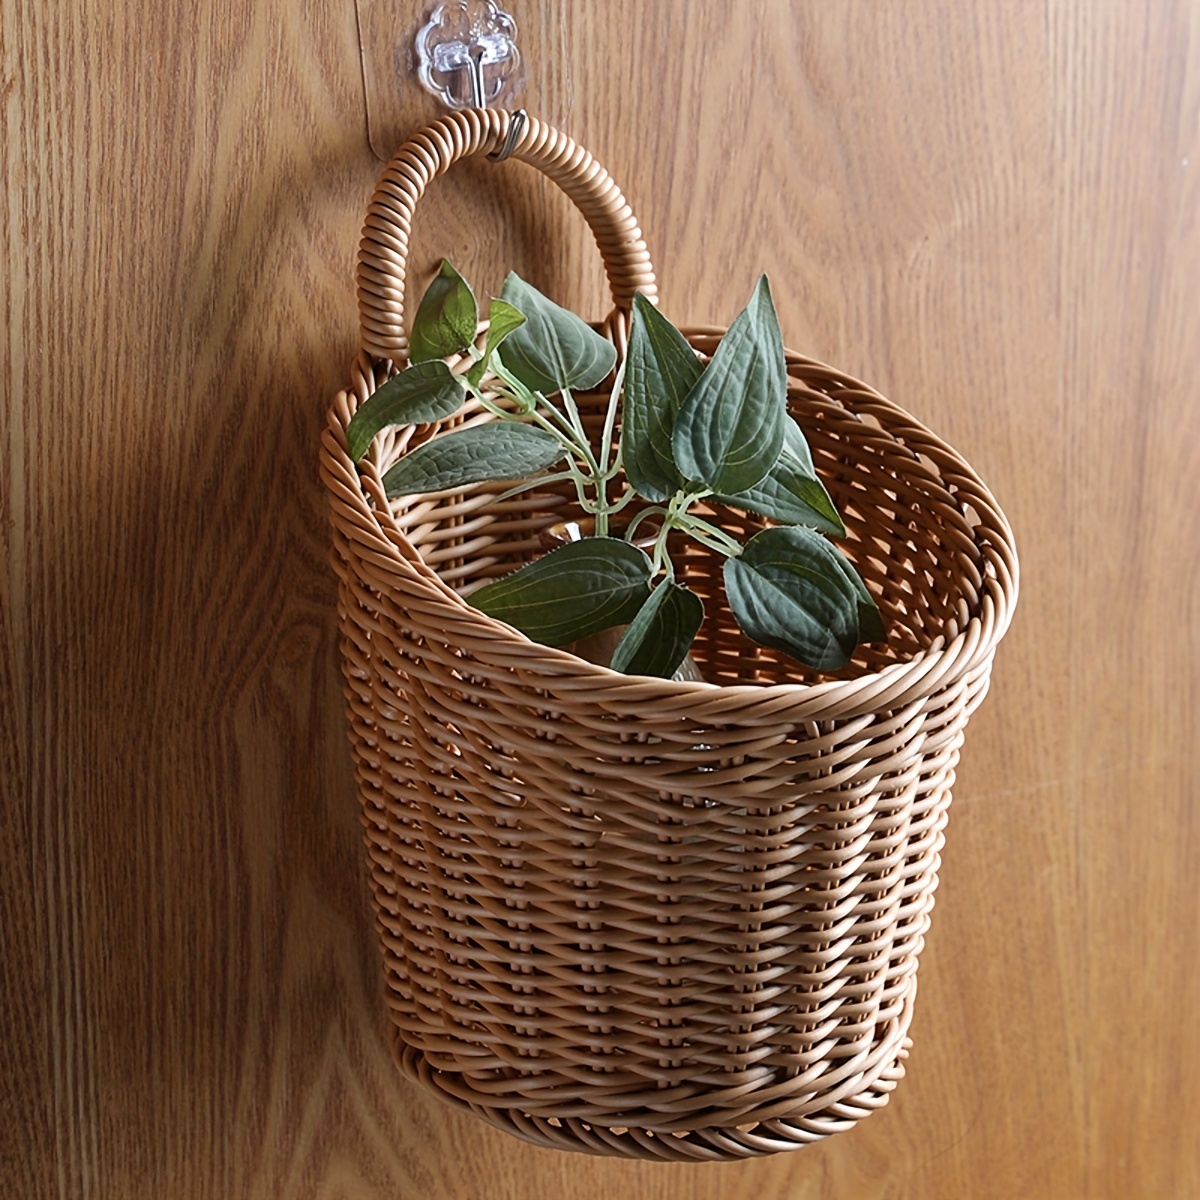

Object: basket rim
[322,339,1018,722]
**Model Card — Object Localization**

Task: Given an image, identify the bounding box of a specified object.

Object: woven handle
[356,108,657,363]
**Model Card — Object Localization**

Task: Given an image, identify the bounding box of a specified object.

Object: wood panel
[2,1,1197,1196]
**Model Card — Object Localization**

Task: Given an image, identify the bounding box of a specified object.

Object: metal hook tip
[488,108,527,162]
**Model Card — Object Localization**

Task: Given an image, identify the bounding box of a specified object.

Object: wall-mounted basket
[320,108,1018,1162]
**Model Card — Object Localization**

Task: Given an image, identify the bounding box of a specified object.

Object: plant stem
[623,505,669,544]
[521,401,605,529]
[470,361,614,534]
[560,385,591,453]
[678,514,744,558]
[605,486,639,515]
[527,405,574,447]
[535,397,579,440]
[474,392,512,419]
[650,520,675,577]
[602,442,625,483]
[489,470,577,505]
[598,359,627,478]
[554,386,619,534]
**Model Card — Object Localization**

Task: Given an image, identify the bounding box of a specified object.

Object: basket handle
[356,108,657,363]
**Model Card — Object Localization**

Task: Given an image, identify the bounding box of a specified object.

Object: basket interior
[375,342,990,688]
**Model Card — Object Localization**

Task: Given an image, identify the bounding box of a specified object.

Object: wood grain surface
[3,1,1198,1196]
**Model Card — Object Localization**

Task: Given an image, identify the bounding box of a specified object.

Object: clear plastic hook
[415,1,522,111]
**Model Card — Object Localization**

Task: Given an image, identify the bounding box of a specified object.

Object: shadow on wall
[29,128,562,1186]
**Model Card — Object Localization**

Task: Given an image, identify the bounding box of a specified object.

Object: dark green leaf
[465,298,527,388]
[714,419,845,534]
[621,292,703,501]
[610,580,705,678]
[470,537,653,646]
[724,525,863,670]
[381,423,565,497]
[345,361,466,463]
[498,273,618,395]
[409,259,478,364]
[672,275,787,493]
[826,544,887,642]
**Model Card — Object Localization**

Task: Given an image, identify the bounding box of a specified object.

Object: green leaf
[345,361,466,463]
[610,579,704,678]
[381,423,566,497]
[409,259,478,364]
[621,292,703,501]
[672,275,787,494]
[724,525,863,670]
[465,298,527,388]
[470,537,653,646]
[826,544,887,642]
[714,419,845,535]
[498,273,618,395]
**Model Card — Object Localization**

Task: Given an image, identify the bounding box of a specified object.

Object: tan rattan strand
[321,109,1019,1161]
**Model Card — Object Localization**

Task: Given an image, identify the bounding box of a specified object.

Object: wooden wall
[3,2,1198,1196]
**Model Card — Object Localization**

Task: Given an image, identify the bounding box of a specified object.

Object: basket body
[321,111,1017,1162]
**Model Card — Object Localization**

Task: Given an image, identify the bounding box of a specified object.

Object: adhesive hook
[415,1,522,111]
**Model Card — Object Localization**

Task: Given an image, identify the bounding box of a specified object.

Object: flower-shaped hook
[415,1,522,111]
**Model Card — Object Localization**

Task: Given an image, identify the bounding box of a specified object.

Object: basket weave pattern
[321,110,1018,1161]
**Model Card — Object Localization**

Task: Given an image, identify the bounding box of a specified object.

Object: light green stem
[489,470,577,505]
[527,406,581,455]
[678,514,743,558]
[598,359,627,477]
[650,520,675,577]
[606,486,639,515]
[623,505,669,544]
[560,385,591,451]
[468,372,606,528]
[535,396,579,440]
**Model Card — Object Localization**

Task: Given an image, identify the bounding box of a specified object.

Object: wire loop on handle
[356,108,657,364]
[486,106,527,161]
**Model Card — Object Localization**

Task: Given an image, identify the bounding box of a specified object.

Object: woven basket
[321,109,1018,1162]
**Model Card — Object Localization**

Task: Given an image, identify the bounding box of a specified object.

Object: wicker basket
[321,109,1018,1162]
